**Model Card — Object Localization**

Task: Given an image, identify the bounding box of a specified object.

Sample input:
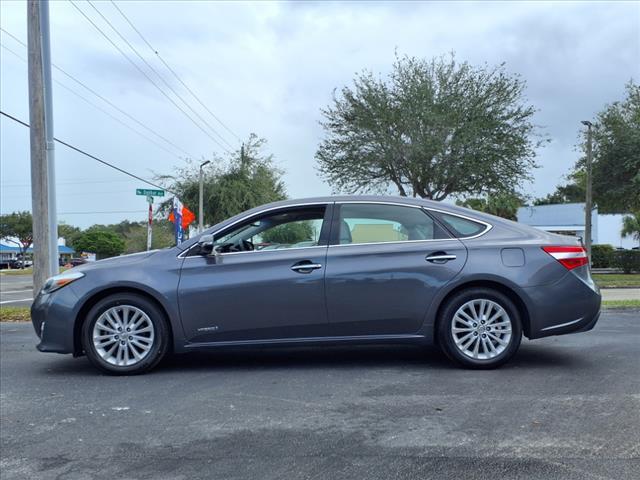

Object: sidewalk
[600,288,640,301]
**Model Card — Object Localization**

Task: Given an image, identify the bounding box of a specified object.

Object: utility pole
[582,120,593,264]
[28,0,58,293]
[198,160,210,233]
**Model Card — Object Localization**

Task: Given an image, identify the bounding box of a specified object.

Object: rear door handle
[291,262,323,273]
[426,253,457,263]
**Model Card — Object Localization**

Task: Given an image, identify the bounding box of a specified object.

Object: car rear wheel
[438,288,522,369]
[82,293,170,375]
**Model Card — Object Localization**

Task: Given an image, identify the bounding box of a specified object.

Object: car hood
[72,250,160,272]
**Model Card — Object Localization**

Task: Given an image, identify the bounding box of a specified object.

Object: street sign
[136,188,164,197]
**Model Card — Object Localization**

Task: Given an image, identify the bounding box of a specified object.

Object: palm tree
[621,211,640,246]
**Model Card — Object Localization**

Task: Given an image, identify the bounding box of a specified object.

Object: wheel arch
[432,279,532,341]
[73,286,175,356]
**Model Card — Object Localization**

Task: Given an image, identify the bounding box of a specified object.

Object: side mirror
[197,234,215,255]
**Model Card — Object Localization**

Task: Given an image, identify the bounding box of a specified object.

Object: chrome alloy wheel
[451,299,513,360]
[92,305,155,367]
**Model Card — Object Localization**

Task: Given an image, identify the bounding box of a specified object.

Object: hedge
[613,250,640,274]
[590,245,640,272]
[591,244,615,268]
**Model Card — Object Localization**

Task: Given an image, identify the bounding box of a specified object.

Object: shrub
[613,250,640,274]
[591,244,615,268]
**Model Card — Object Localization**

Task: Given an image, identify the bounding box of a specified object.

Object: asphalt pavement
[0,274,34,306]
[1,310,639,479]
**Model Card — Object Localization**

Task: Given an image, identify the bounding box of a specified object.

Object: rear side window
[431,211,489,238]
[336,203,450,245]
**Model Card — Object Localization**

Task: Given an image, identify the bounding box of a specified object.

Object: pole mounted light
[198,160,211,233]
[581,120,594,265]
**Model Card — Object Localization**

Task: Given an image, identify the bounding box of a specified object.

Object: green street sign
[136,188,164,197]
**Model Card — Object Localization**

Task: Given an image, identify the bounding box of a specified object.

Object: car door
[178,204,332,344]
[324,202,468,336]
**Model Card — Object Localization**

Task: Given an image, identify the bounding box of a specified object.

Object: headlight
[41,271,85,294]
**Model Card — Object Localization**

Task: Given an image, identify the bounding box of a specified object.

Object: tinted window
[215,206,326,252]
[431,211,488,238]
[337,204,449,245]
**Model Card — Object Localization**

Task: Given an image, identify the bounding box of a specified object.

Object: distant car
[31,196,601,375]
[69,258,87,267]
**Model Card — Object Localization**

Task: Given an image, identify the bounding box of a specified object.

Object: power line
[109,0,241,143]
[1,43,184,159]
[0,110,177,195]
[87,0,235,150]
[56,211,141,215]
[68,0,232,154]
[0,27,195,158]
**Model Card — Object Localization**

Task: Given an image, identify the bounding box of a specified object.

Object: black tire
[437,287,522,369]
[81,293,170,375]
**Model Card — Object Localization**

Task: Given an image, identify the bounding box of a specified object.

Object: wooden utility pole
[582,120,594,264]
[28,0,58,292]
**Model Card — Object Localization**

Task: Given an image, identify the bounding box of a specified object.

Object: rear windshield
[430,211,488,238]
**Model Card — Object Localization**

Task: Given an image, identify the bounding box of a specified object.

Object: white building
[516,203,637,249]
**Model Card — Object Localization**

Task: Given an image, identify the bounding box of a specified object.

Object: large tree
[73,226,125,259]
[586,81,640,213]
[316,53,544,200]
[159,134,286,227]
[0,211,33,263]
[538,82,639,213]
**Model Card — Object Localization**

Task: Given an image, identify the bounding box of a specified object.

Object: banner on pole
[168,197,195,245]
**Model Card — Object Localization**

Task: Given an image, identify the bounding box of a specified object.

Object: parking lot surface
[1,310,639,480]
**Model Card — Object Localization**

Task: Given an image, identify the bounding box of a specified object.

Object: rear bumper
[522,270,601,339]
[31,286,79,354]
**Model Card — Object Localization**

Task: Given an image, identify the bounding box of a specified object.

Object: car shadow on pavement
[40,342,589,376]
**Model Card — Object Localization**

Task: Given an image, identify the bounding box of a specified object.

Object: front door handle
[426,253,457,264]
[291,262,323,273]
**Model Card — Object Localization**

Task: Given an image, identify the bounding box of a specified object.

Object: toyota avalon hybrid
[31,196,601,374]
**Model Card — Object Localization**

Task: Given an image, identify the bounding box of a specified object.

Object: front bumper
[31,286,79,354]
[522,270,601,339]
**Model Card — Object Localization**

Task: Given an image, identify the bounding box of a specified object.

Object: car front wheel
[438,288,522,369]
[81,293,170,375]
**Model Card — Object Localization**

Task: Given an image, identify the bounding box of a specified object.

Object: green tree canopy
[621,211,640,245]
[456,191,526,221]
[260,222,314,245]
[316,53,544,200]
[537,82,639,213]
[158,134,286,227]
[73,226,125,259]
[0,211,33,257]
[57,222,82,249]
[587,82,640,213]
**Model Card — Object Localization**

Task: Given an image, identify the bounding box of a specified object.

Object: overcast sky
[1,0,638,228]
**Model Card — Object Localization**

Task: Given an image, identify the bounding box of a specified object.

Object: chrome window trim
[181,244,328,259]
[425,207,493,240]
[328,238,453,249]
[177,201,330,259]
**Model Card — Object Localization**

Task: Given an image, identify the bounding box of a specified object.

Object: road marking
[0,298,33,304]
[1,289,34,294]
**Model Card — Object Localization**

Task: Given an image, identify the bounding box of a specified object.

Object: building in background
[516,203,636,249]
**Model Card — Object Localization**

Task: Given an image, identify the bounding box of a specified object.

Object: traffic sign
[136,188,164,197]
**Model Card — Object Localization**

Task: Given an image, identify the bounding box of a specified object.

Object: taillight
[541,246,589,270]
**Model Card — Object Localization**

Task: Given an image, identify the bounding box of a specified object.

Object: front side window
[336,203,450,245]
[213,206,326,253]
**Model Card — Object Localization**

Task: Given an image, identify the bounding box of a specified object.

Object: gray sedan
[31,196,601,374]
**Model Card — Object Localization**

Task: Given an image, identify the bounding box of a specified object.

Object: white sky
[1,0,638,228]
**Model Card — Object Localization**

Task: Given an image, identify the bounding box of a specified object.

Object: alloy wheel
[450,298,513,360]
[92,305,155,367]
